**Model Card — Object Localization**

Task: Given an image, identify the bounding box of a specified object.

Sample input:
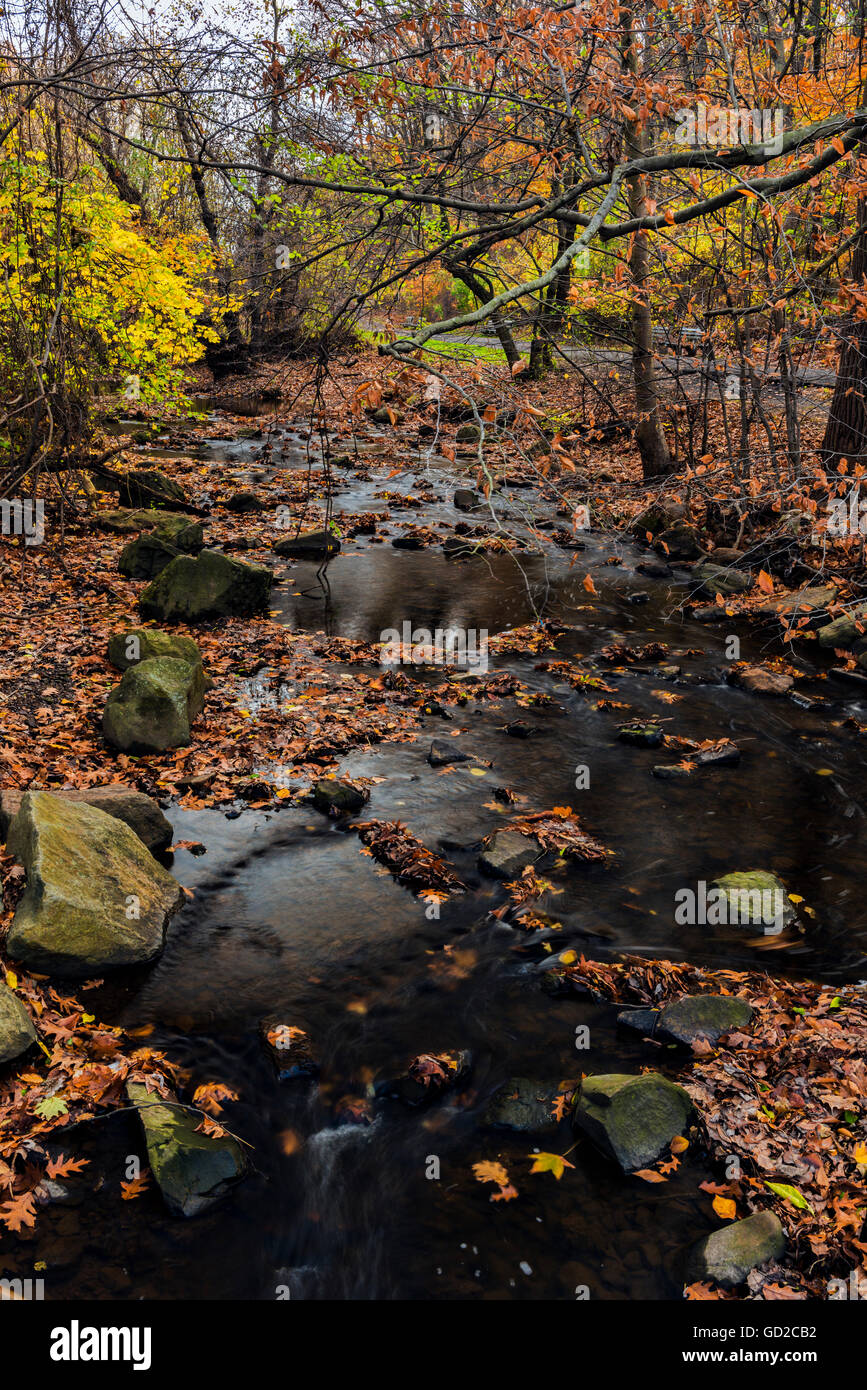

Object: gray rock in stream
[572,1072,693,1172]
[6,792,184,975]
[428,740,469,767]
[311,779,369,816]
[273,529,340,559]
[656,994,754,1046]
[0,982,37,1063]
[478,829,542,879]
[483,1077,564,1133]
[685,1211,785,1289]
[127,1082,247,1217]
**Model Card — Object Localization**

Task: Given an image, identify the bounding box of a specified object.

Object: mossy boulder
[139,549,272,622]
[685,1211,785,1288]
[0,785,172,854]
[126,1082,246,1217]
[6,792,184,975]
[102,658,206,753]
[99,510,203,551]
[572,1072,693,1172]
[118,532,179,580]
[0,983,37,1063]
[108,628,202,674]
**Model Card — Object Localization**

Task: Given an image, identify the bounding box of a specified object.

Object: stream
[22,419,867,1301]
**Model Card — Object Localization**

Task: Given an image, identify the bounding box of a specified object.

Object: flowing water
[17,424,867,1300]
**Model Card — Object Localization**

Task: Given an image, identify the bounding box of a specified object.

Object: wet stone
[483,1076,564,1133]
[428,740,469,767]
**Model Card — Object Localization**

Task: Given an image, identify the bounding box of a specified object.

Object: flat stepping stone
[657,994,753,1046]
[478,829,542,879]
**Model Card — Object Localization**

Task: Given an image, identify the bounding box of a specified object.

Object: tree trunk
[822,199,867,467]
[623,7,673,478]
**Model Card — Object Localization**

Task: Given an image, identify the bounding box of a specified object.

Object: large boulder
[118,532,179,580]
[6,792,184,975]
[273,529,340,559]
[685,1211,785,1289]
[139,549,272,622]
[0,983,37,1063]
[657,994,754,1046]
[478,829,542,879]
[126,1082,246,1217]
[116,469,188,509]
[0,786,172,854]
[572,1072,693,1172]
[107,628,202,674]
[102,657,206,753]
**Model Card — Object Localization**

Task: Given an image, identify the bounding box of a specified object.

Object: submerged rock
[126,1082,246,1217]
[618,723,663,748]
[478,829,542,878]
[107,627,203,674]
[656,994,754,1046]
[273,529,340,559]
[260,1022,319,1082]
[0,785,172,854]
[0,983,37,1063]
[139,549,272,622]
[710,870,795,931]
[428,739,469,767]
[572,1072,693,1172]
[376,1050,472,1107]
[6,792,183,975]
[102,657,206,753]
[685,1211,785,1289]
[483,1076,564,1133]
[311,778,369,816]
